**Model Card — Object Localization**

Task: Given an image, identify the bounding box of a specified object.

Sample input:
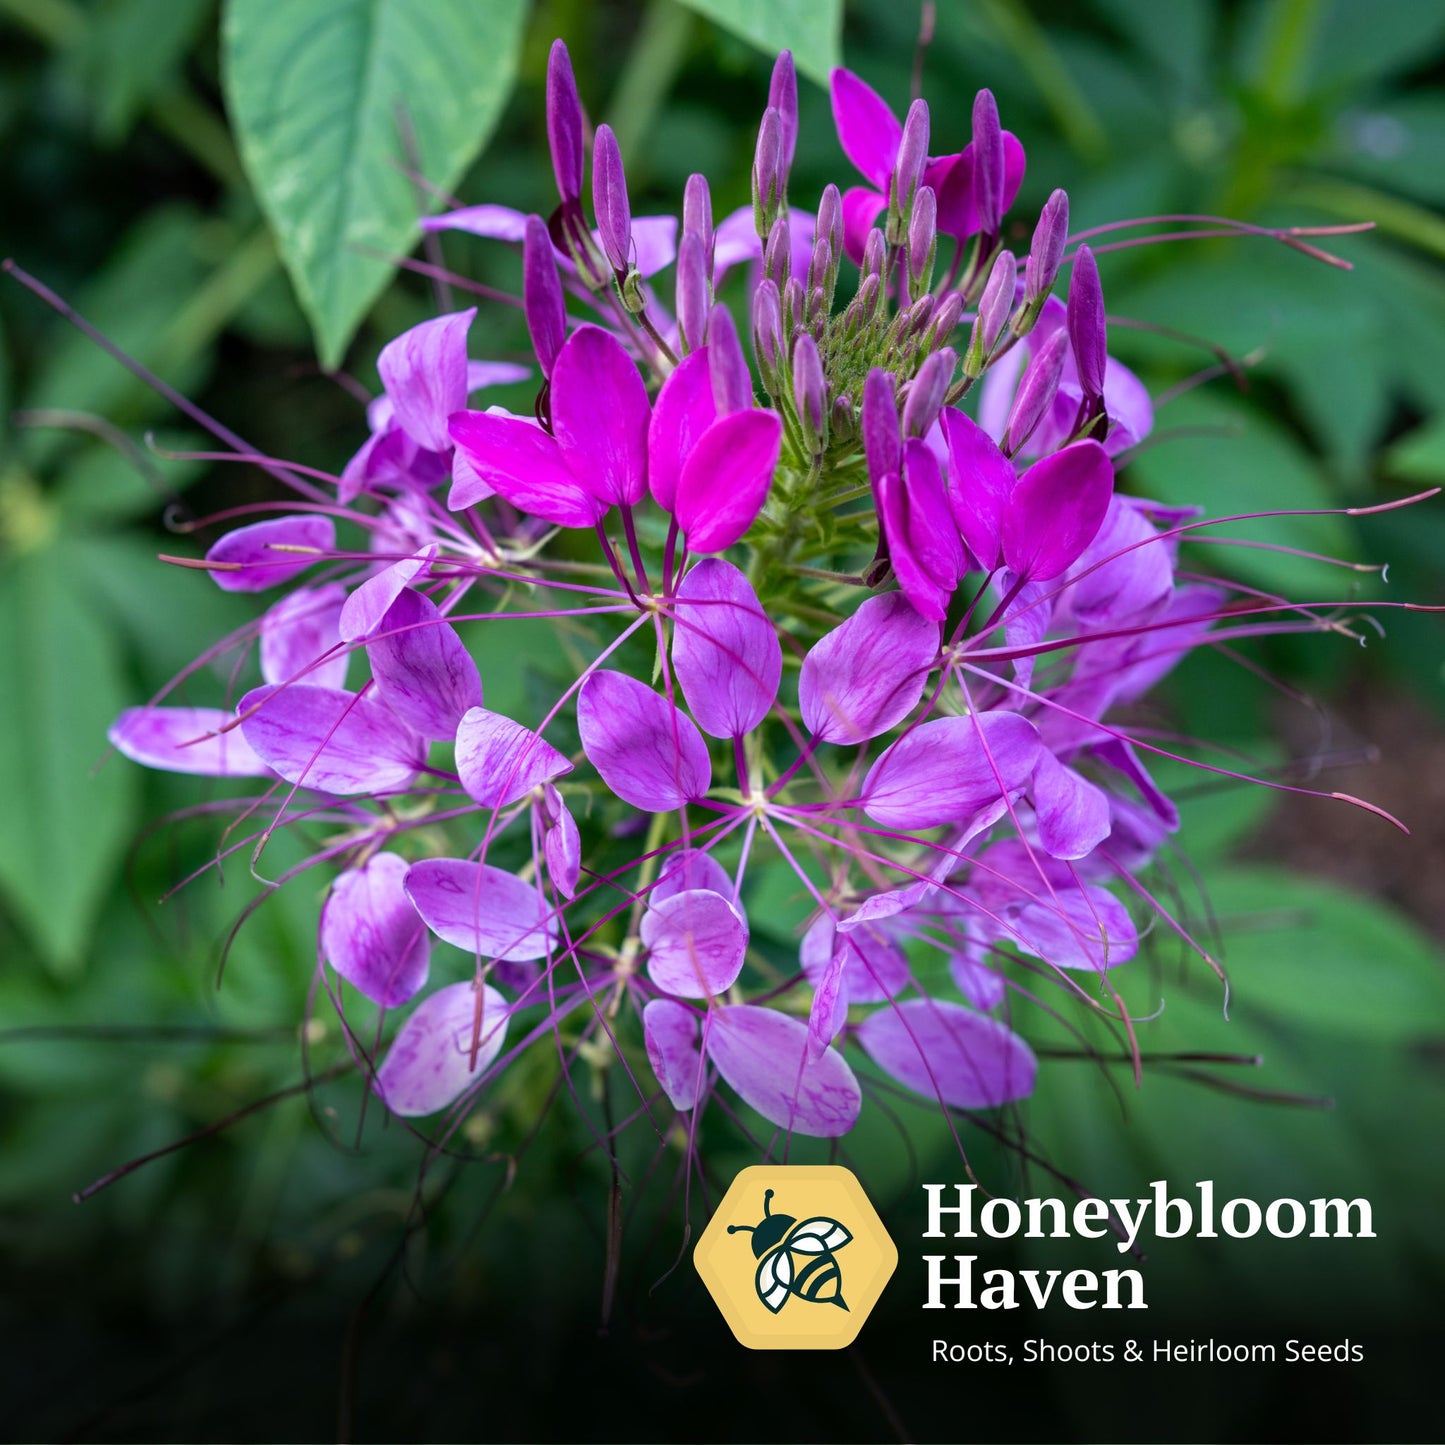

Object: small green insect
[727,1188,854,1313]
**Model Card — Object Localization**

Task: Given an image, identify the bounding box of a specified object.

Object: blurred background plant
[1,1,1442,1440]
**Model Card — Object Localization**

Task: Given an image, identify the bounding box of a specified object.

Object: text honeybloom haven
[920,1181,1376,1310]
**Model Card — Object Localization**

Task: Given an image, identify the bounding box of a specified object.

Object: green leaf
[671,0,841,86]
[0,549,137,975]
[221,0,528,369]
[1384,414,1445,485]
[1205,866,1445,1041]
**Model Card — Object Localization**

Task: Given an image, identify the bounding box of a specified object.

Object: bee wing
[783,1216,853,1254]
[755,1246,793,1313]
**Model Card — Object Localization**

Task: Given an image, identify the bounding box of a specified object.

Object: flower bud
[592,124,632,275]
[809,285,828,329]
[902,348,955,439]
[1067,244,1107,402]
[831,391,853,438]
[965,249,1016,376]
[764,213,791,288]
[1004,327,1068,455]
[684,173,714,258]
[523,214,566,377]
[783,277,805,332]
[861,229,886,286]
[708,302,753,416]
[972,88,1005,239]
[546,40,584,205]
[1024,188,1069,305]
[906,293,936,335]
[926,291,964,349]
[818,183,844,293]
[676,231,709,355]
[808,236,833,303]
[752,278,785,393]
[752,106,785,238]
[908,185,937,295]
[862,368,901,486]
[769,51,799,170]
[889,98,930,242]
[792,333,827,454]
[854,272,882,326]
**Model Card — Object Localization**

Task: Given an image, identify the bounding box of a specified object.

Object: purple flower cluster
[106,43,1408,1154]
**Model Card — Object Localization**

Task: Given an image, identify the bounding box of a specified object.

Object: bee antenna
[763,1188,774,1217]
[726,1223,755,1234]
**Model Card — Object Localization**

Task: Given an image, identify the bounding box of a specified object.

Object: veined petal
[375,981,508,1117]
[260,583,349,690]
[643,999,703,1110]
[551,325,651,507]
[109,706,270,777]
[448,409,602,526]
[237,684,423,795]
[673,410,782,554]
[707,1005,861,1137]
[455,707,571,809]
[540,784,581,898]
[321,852,430,1008]
[1003,440,1113,582]
[647,348,717,513]
[672,559,781,738]
[205,516,336,594]
[642,888,747,998]
[577,671,711,812]
[377,309,475,453]
[856,998,1036,1107]
[404,857,555,962]
[338,546,436,643]
[862,711,1040,832]
[1011,885,1138,971]
[801,913,910,1006]
[799,592,939,744]
[806,944,848,1063]
[654,849,738,910]
[367,587,483,741]
[829,68,901,191]
[1032,748,1112,861]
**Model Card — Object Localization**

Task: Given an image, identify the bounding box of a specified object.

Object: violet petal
[321,852,430,1008]
[404,857,555,962]
[577,670,711,812]
[375,981,508,1117]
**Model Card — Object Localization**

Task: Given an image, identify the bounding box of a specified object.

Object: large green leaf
[0,550,137,975]
[221,0,527,369]
[672,0,842,86]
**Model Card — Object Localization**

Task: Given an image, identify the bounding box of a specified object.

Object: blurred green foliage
[0,0,1442,1438]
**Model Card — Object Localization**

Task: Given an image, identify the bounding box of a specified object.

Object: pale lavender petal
[1012,885,1138,971]
[707,1005,861,1137]
[673,410,782,554]
[947,927,1007,1009]
[1065,495,1173,628]
[856,998,1035,1107]
[321,852,430,1007]
[260,583,349,689]
[404,857,555,962]
[339,546,435,642]
[642,888,747,998]
[1032,748,1111,861]
[551,325,651,507]
[997,571,1052,690]
[449,409,603,526]
[647,348,716,513]
[806,944,848,1063]
[577,671,711,812]
[419,204,528,242]
[801,913,910,1005]
[1094,738,1179,830]
[375,981,508,1117]
[1003,440,1113,582]
[799,592,939,744]
[1102,356,1153,450]
[367,587,483,741]
[862,711,1040,832]
[466,359,531,392]
[672,559,780,738]
[628,215,680,278]
[455,707,572,808]
[109,706,271,777]
[205,516,336,594]
[654,849,737,908]
[1113,583,1224,701]
[377,309,474,453]
[237,685,423,795]
[643,999,703,1110]
[541,784,580,898]
[830,69,901,191]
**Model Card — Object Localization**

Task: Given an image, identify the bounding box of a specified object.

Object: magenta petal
[862,711,1040,832]
[367,588,482,741]
[339,546,435,642]
[707,1005,861,1137]
[404,858,555,962]
[375,981,509,1117]
[841,185,887,265]
[799,592,939,744]
[672,559,781,739]
[321,852,430,1008]
[205,516,336,594]
[455,707,571,808]
[1003,440,1113,582]
[448,409,603,526]
[576,671,711,811]
[642,888,747,998]
[647,348,716,513]
[941,408,1013,570]
[654,849,737,909]
[237,685,423,794]
[260,583,349,689]
[109,706,271,777]
[829,68,901,191]
[550,325,651,507]
[674,409,782,554]
[1032,748,1111,861]
[541,785,581,898]
[377,309,475,453]
[930,132,1026,240]
[643,999,703,1110]
[856,998,1036,1107]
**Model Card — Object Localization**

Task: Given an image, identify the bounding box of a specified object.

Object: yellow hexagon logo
[694,1165,898,1350]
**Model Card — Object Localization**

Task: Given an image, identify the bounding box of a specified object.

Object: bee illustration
[727,1188,853,1313]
